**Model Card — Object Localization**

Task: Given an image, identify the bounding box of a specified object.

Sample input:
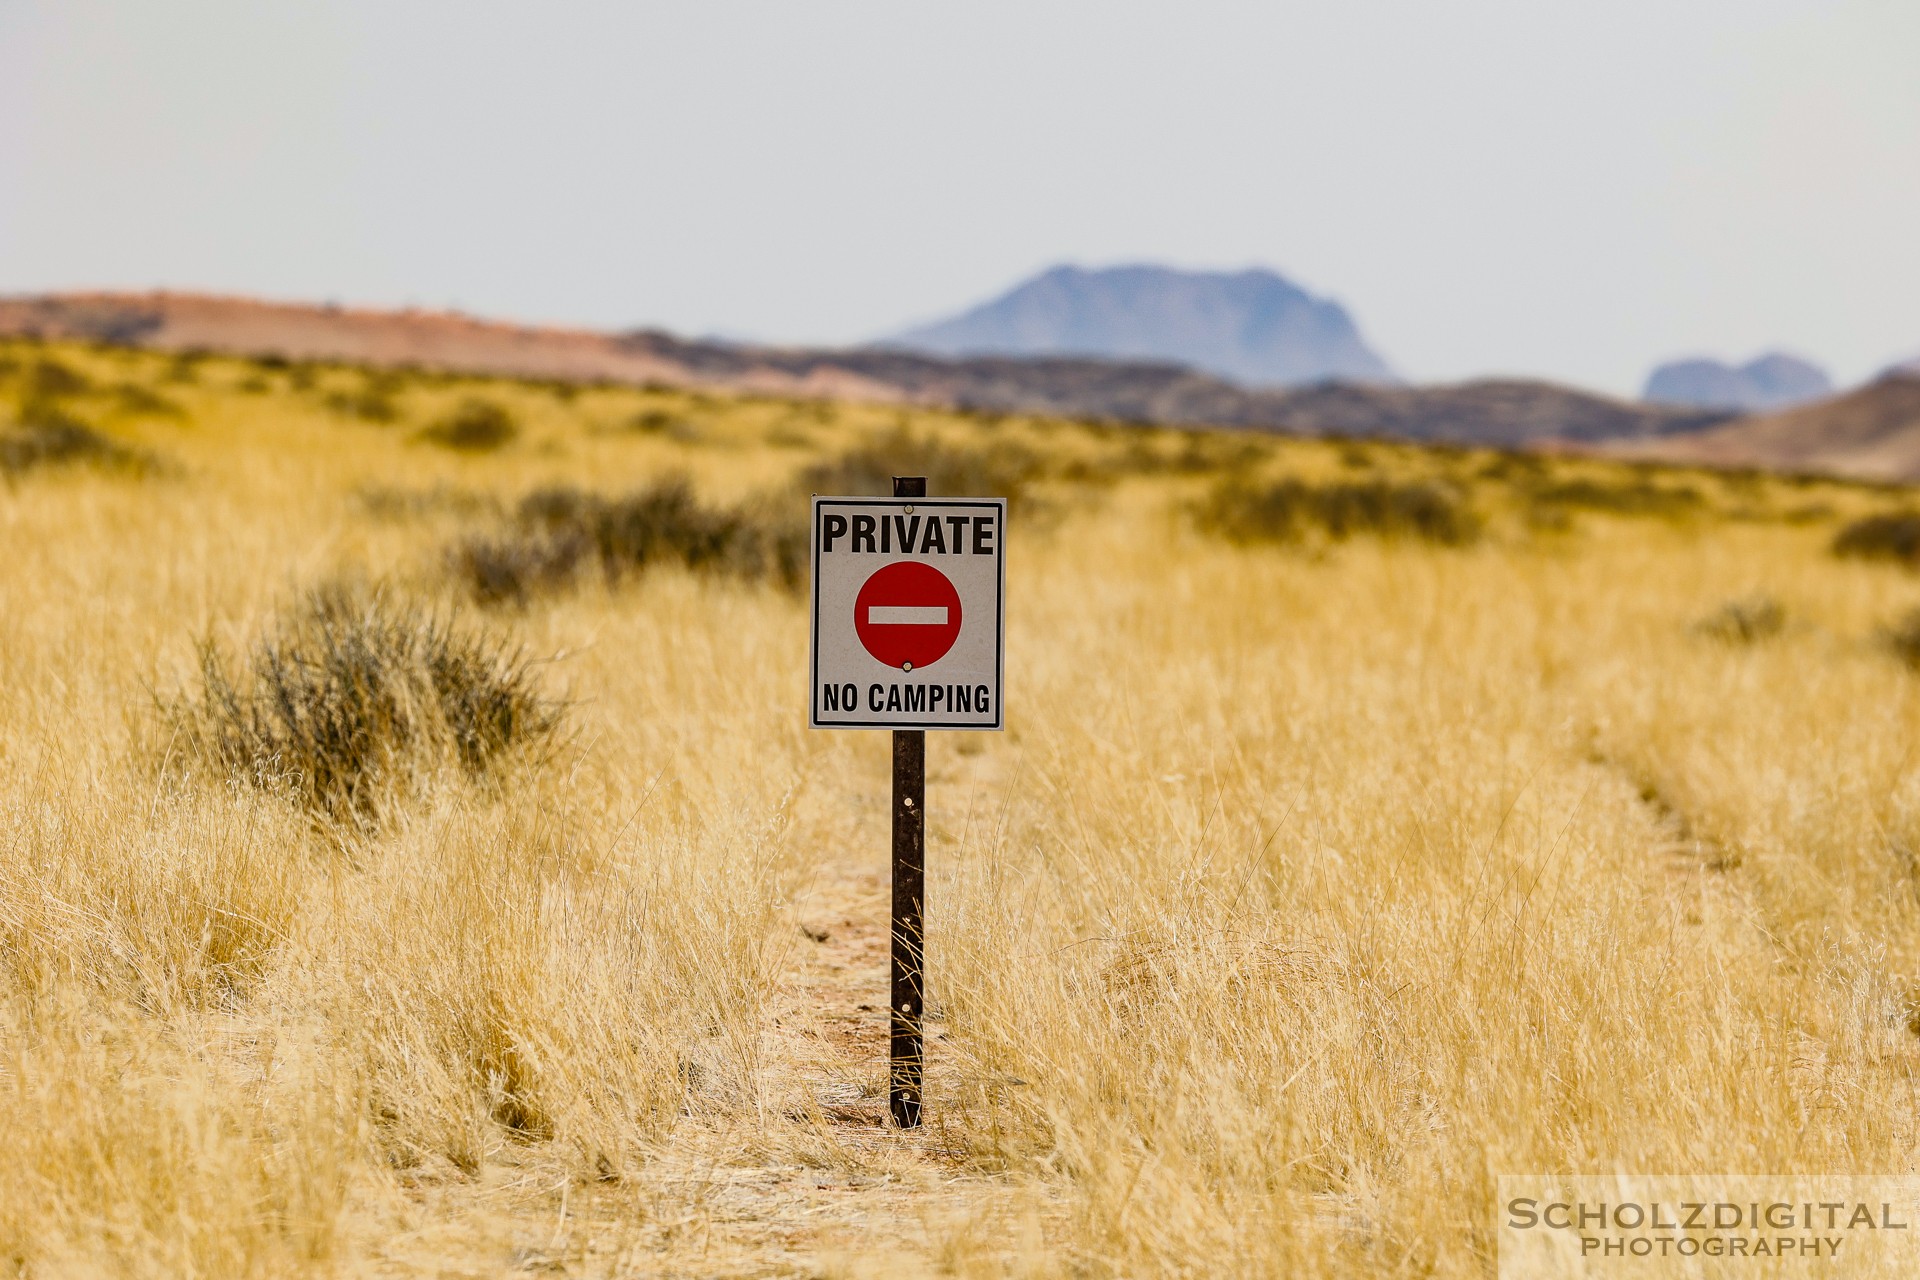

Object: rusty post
[889,473,927,1128]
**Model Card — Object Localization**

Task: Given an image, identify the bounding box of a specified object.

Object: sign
[810,496,1005,730]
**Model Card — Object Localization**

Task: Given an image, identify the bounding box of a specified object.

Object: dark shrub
[452,529,591,606]
[326,389,399,423]
[1,412,150,476]
[330,371,408,423]
[355,484,500,520]
[25,358,90,399]
[1476,451,1549,482]
[113,383,185,418]
[1201,478,1482,546]
[419,399,518,451]
[558,483,743,575]
[166,584,562,820]
[1526,477,1704,518]
[1833,513,1920,567]
[1165,434,1268,475]
[622,408,685,435]
[1696,595,1786,644]
[449,479,806,605]
[163,351,208,384]
[1884,609,1920,670]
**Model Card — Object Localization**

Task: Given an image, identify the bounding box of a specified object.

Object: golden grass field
[5,339,1920,1277]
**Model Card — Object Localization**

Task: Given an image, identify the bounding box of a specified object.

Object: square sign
[810,496,1005,730]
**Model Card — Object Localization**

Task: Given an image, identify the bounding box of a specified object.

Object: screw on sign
[855,561,962,672]
[808,483,1006,1129]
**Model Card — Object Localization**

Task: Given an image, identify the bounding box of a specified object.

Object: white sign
[810,497,1005,730]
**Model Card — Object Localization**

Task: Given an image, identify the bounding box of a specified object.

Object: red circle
[854,562,963,670]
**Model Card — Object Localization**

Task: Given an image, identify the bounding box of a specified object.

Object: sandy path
[362,752,1045,1277]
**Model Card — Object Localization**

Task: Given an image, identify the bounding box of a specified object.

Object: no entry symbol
[855,561,963,671]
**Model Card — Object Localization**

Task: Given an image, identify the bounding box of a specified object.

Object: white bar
[868,605,948,625]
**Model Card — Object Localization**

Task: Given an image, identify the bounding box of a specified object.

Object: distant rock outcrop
[1643,352,1832,413]
[885,264,1395,388]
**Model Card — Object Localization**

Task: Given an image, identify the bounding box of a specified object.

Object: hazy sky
[2,1,1916,394]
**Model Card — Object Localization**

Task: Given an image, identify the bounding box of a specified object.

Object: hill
[885,264,1395,387]
[1643,352,1832,412]
[0,291,1726,448]
[623,329,1726,446]
[1629,373,1920,481]
[0,291,694,385]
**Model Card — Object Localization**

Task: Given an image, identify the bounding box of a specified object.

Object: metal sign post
[889,477,927,1126]
[808,476,1006,1129]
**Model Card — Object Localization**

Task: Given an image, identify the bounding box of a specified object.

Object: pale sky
[2,1,1916,395]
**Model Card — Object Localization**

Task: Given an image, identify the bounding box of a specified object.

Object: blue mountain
[885,264,1395,388]
[1643,352,1833,413]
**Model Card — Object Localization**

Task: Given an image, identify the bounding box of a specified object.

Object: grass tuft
[1199,477,1482,546]
[419,399,518,452]
[166,584,563,820]
[1832,512,1920,567]
[325,389,399,423]
[622,408,686,435]
[450,480,806,605]
[1695,594,1786,644]
[163,350,209,383]
[452,527,592,606]
[355,483,499,520]
[1525,476,1705,519]
[25,357,91,399]
[1882,608,1920,669]
[1,412,151,476]
[113,382,186,418]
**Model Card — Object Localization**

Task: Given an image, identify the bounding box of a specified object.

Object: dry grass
[4,337,1920,1276]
